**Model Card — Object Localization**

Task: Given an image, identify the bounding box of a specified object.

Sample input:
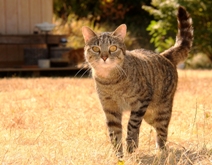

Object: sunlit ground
[0,70,211,164]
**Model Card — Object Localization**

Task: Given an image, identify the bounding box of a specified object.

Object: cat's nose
[101,54,108,61]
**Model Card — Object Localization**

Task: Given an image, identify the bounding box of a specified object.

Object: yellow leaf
[117,160,124,165]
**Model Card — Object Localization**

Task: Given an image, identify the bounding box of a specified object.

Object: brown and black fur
[82,6,193,159]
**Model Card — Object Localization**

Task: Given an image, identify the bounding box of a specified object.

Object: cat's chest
[96,77,144,110]
[114,93,131,111]
[105,84,137,110]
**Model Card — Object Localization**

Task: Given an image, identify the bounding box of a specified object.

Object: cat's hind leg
[154,107,172,149]
[146,100,173,150]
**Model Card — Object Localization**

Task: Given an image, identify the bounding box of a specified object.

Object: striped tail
[161,6,193,66]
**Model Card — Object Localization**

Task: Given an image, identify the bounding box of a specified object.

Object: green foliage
[142,0,180,52]
[143,0,212,62]
[146,19,175,52]
[54,0,151,25]
[53,0,154,50]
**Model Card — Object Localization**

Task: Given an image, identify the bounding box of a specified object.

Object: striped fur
[82,6,193,159]
[161,6,193,65]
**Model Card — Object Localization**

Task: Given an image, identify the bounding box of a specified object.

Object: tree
[142,0,212,62]
[53,0,154,49]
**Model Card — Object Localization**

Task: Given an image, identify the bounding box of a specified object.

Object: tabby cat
[82,6,193,159]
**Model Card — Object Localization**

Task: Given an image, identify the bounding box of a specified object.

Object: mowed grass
[0,70,211,165]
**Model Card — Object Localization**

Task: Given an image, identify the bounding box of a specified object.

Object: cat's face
[82,25,127,77]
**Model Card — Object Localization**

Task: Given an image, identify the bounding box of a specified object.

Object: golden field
[0,70,211,165]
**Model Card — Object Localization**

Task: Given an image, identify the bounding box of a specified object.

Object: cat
[82,6,193,160]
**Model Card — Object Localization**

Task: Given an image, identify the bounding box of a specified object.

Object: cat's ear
[112,24,127,41]
[82,26,97,44]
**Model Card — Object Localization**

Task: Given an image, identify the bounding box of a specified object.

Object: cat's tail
[160,6,193,66]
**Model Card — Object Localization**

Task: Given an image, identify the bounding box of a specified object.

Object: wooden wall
[0,0,53,34]
[0,0,53,68]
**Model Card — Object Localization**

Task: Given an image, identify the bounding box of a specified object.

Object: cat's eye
[92,46,100,53]
[109,45,117,52]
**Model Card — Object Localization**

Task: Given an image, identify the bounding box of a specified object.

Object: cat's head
[82,24,127,78]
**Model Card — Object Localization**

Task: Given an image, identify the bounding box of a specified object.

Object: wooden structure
[0,0,72,72]
[0,0,53,34]
[0,34,67,68]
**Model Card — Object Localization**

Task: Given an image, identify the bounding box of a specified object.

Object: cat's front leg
[126,99,149,153]
[101,99,123,159]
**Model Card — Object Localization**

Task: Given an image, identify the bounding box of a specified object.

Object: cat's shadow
[137,146,211,165]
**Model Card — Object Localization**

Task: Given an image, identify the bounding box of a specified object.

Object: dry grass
[0,70,211,165]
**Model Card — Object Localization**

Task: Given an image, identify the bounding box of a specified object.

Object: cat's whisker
[79,67,91,78]
[74,62,90,78]
[115,64,127,78]
[115,67,124,80]
[74,66,86,77]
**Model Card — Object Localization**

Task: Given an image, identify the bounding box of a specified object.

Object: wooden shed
[0,0,53,34]
[0,0,67,70]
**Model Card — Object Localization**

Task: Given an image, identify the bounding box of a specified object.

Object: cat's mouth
[91,59,118,78]
[100,58,111,64]
[99,58,118,68]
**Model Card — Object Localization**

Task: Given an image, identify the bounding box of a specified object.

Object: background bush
[53,0,212,68]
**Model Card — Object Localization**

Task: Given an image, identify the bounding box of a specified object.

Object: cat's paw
[126,139,137,153]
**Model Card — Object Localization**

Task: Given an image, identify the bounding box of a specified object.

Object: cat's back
[124,48,178,92]
[126,48,176,70]
[128,49,155,57]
